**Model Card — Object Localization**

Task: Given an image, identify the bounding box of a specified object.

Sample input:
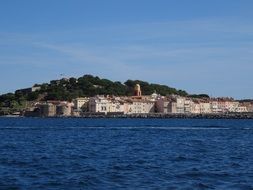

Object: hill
[0,74,188,113]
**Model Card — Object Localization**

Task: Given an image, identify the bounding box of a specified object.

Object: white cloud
[1,18,253,98]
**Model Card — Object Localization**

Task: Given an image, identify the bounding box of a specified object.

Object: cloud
[1,18,253,98]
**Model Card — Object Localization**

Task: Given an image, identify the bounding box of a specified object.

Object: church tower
[134,84,142,96]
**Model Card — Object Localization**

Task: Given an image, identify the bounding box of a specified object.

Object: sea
[0,118,253,190]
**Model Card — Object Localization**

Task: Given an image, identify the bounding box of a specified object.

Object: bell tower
[134,84,142,96]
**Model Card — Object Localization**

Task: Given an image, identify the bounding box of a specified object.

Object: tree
[0,74,189,104]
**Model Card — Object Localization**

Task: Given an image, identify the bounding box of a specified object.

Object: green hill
[0,74,188,113]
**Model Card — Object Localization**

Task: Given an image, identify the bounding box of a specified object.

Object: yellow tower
[134,84,142,96]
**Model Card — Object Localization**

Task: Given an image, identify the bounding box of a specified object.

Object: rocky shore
[67,112,253,119]
[2,112,253,119]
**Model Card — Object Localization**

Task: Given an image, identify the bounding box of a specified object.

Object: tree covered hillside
[0,75,188,111]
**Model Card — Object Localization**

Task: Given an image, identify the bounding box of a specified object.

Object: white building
[89,96,128,114]
[226,101,240,112]
[191,102,201,114]
[73,97,89,111]
[200,102,212,113]
[235,106,248,113]
[210,101,221,113]
[156,97,193,114]
[176,97,185,113]
[107,100,126,114]
[184,99,193,113]
[89,96,109,113]
[127,99,155,114]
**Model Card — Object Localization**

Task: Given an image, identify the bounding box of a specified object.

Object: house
[126,99,155,114]
[191,102,201,114]
[156,98,171,113]
[89,96,109,113]
[73,97,89,111]
[15,86,41,95]
[200,102,212,113]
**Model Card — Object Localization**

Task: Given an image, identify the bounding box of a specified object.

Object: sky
[0,0,253,99]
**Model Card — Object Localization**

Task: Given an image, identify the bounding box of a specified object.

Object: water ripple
[0,118,253,189]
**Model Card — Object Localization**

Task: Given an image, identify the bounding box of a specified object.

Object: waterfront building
[184,99,193,113]
[191,102,201,114]
[156,98,171,113]
[176,97,185,113]
[217,100,226,112]
[210,100,221,113]
[88,96,126,114]
[39,103,56,117]
[89,96,109,113]
[156,96,193,114]
[156,97,194,114]
[73,97,89,111]
[156,96,180,113]
[127,99,155,114]
[240,102,253,112]
[108,100,126,114]
[226,101,239,112]
[235,106,248,112]
[199,102,212,113]
[168,101,178,113]
[37,101,73,117]
[56,102,72,116]
[209,98,242,113]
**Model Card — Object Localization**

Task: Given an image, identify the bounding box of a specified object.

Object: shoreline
[1,113,253,119]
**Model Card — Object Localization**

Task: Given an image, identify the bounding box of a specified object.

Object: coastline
[66,112,253,119]
[2,113,253,119]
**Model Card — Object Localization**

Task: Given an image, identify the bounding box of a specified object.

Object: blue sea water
[0,118,253,190]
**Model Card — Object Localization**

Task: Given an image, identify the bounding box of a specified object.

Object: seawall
[65,113,253,119]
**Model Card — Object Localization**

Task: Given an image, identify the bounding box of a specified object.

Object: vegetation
[188,94,210,99]
[0,74,188,113]
[239,99,253,103]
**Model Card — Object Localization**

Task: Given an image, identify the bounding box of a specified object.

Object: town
[20,83,252,117]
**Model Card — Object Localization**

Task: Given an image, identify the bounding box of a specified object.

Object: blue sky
[0,0,253,99]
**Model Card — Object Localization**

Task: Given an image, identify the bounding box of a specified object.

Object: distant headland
[0,74,252,118]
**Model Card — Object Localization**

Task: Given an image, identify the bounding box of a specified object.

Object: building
[168,101,177,113]
[184,99,193,113]
[156,98,171,113]
[156,97,194,114]
[127,99,155,114]
[89,96,127,114]
[39,103,56,117]
[15,85,41,95]
[210,100,221,113]
[176,97,185,113]
[56,102,72,116]
[50,78,70,86]
[108,100,126,114]
[88,94,156,115]
[89,96,109,113]
[240,102,253,112]
[73,97,89,111]
[200,102,211,113]
[235,106,248,112]
[191,102,201,114]
[134,84,142,96]
[150,91,159,101]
